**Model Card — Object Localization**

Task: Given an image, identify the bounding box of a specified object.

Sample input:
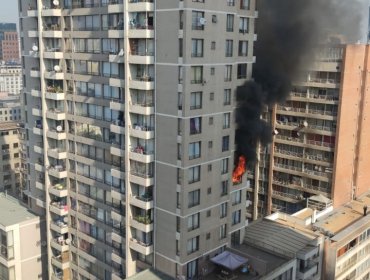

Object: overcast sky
[0,0,18,25]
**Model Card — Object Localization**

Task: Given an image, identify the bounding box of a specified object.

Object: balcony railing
[133,215,152,224]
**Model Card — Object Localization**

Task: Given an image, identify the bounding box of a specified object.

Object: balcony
[35,181,45,191]
[35,163,44,172]
[110,122,125,135]
[50,202,69,216]
[110,100,125,111]
[51,253,70,270]
[49,184,68,197]
[297,262,318,279]
[44,47,63,59]
[129,52,154,64]
[34,142,44,154]
[109,77,125,88]
[111,167,125,179]
[129,77,154,90]
[50,221,68,234]
[46,90,65,100]
[128,28,154,39]
[51,238,69,252]
[109,53,125,63]
[33,126,43,135]
[48,165,67,179]
[130,216,153,232]
[27,9,38,17]
[28,30,39,37]
[41,7,62,17]
[47,130,67,140]
[44,70,64,80]
[129,148,154,163]
[30,68,41,77]
[31,89,41,97]
[43,26,63,38]
[46,109,66,120]
[129,238,153,255]
[128,0,154,12]
[111,188,125,201]
[130,102,154,115]
[130,195,153,210]
[130,170,154,186]
[48,148,67,160]
[129,125,154,140]
[272,190,302,203]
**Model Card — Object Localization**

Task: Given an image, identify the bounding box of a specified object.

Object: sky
[0,0,18,25]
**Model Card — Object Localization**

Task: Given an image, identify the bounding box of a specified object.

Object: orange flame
[232,156,246,184]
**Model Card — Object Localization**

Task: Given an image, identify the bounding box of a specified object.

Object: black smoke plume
[235,0,367,167]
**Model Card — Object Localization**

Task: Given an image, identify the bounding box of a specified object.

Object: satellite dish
[63,216,68,223]
[65,238,71,245]
[56,125,62,132]
[54,65,61,72]
[303,121,308,127]
[32,45,38,52]
[199,18,206,25]
[118,49,124,56]
[53,0,59,6]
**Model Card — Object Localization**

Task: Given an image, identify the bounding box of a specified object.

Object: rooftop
[126,269,172,280]
[0,193,38,227]
[313,193,370,237]
[0,121,18,131]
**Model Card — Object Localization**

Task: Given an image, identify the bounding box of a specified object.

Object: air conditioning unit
[212,15,217,23]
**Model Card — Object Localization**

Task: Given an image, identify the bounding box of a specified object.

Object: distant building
[0,122,21,197]
[0,92,21,122]
[0,23,19,63]
[0,192,46,280]
[0,64,22,95]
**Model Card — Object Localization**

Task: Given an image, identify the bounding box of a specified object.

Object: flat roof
[313,194,370,236]
[0,193,38,227]
[0,121,18,131]
[126,269,172,280]
[244,219,318,258]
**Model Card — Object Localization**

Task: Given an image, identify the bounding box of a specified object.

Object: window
[191,66,203,84]
[207,210,211,217]
[188,166,201,184]
[211,41,216,50]
[208,164,212,172]
[178,92,183,110]
[224,65,232,82]
[223,113,231,128]
[178,66,183,83]
[225,40,233,57]
[189,142,201,160]
[222,136,230,151]
[187,236,199,254]
[238,41,248,56]
[220,202,227,218]
[190,92,202,109]
[226,14,234,32]
[224,89,231,105]
[232,190,242,205]
[188,189,200,207]
[210,92,214,100]
[239,17,249,33]
[206,233,211,240]
[192,39,204,57]
[237,64,247,79]
[210,67,215,75]
[232,210,241,225]
[190,117,202,134]
[208,141,213,148]
[179,38,183,57]
[220,224,227,239]
[13,143,18,148]
[221,158,229,174]
[240,0,250,9]
[226,0,235,5]
[193,0,205,2]
[192,11,205,30]
[207,187,212,194]
[209,117,213,125]
[187,259,198,279]
[188,213,200,231]
[221,180,228,196]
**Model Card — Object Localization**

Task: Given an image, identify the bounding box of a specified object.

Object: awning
[211,251,248,271]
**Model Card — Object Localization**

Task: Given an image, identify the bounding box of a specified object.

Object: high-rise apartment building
[19,0,257,279]
[0,122,22,197]
[0,23,19,63]
[246,44,370,219]
[0,64,23,95]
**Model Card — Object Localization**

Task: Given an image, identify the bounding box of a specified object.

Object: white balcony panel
[46,111,66,120]
[35,181,44,190]
[43,30,63,38]
[111,189,125,201]
[41,9,62,17]
[34,145,44,154]
[128,29,154,38]
[50,222,69,235]
[129,218,153,233]
[129,239,153,255]
[109,54,124,63]
[48,168,68,179]
[111,168,125,179]
[28,30,39,37]
[30,70,40,77]
[129,127,154,140]
[128,55,154,65]
[46,131,67,140]
[108,30,124,38]
[110,100,125,111]
[51,257,70,270]
[109,77,125,88]
[108,3,123,13]
[130,196,153,210]
[47,149,67,160]
[27,10,38,17]
[43,51,63,59]
[128,2,154,11]
[129,151,154,164]
[50,240,69,252]
[49,187,68,197]
[110,123,125,134]
[129,80,154,90]
[35,163,44,172]
[129,104,154,115]
[45,91,65,100]
[32,108,42,117]
[31,89,41,97]
[129,173,154,187]
[50,204,68,216]
[111,146,124,157]
[44,71,64,80]
[33,127,43,135]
